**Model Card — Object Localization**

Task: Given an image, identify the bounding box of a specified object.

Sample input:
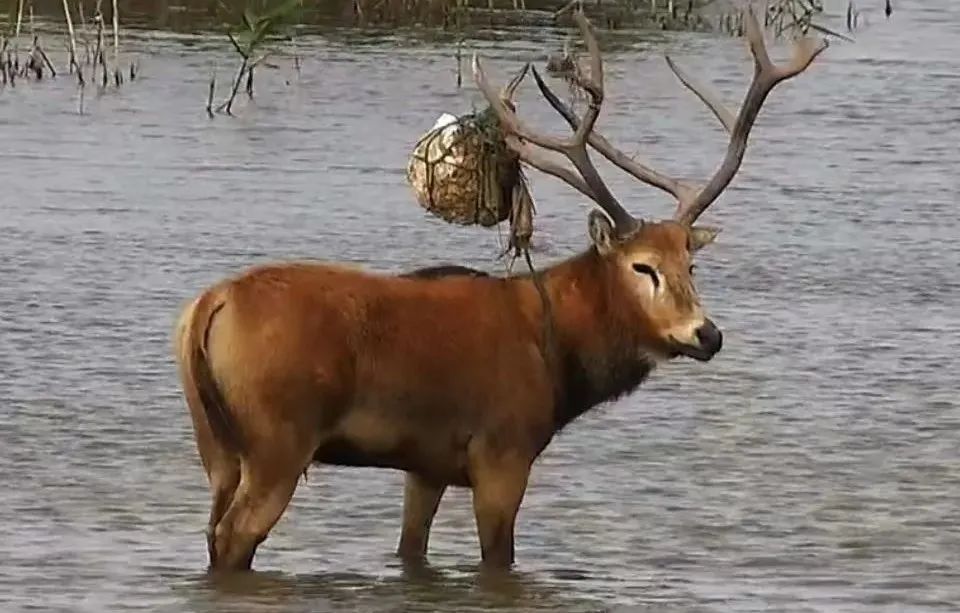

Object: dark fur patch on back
[401,265,490,280]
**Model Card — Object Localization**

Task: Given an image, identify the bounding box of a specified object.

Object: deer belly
[311,410,471,486]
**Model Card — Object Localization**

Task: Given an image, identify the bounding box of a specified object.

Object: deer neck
[519,249,657,431]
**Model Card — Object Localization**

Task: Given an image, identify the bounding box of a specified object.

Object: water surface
[2,1,959,611]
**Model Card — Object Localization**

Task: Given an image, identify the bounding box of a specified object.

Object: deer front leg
[397,472,446,560]
[467,441,532,569]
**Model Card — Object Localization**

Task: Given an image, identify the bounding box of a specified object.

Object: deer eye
[689,264,696,276]
[632,263,660,289]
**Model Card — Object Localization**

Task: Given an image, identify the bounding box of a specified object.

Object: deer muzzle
[669,317,723,362]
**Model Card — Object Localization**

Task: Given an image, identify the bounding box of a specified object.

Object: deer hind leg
[205,460,240,567]
[184,391,241,568]
[210,450,308,572]
[397,472,446,560]
[467,440,532,569]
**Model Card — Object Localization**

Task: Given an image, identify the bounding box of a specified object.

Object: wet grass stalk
[14,0,24,69]
[28,34,56,78]
[249,52,278,90]
[206,67,216,117]
[98,33,107,87]
[0,7,122,90]
[91,5,101,80]
[111,0,121,85]
[217,26,251,114]
[62,0,81,75]
[455,37,462,88]
[3,0,57,81]
[291,35,300,76]
[0,36,7,86]
[452,0,464,88]
[219,55,248,115]
[845,1,865,32]
[62,0,87,113]
[77,0,92,65]
[714,0,851,41]
[4,46,14,87]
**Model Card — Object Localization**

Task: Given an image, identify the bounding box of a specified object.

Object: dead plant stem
[111,0,120,85]
[62,0,81,74]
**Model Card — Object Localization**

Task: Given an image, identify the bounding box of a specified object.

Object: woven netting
[407,106,527,228]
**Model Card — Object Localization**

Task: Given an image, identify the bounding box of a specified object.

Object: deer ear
[690,225,721,252]
[588,209,616,255]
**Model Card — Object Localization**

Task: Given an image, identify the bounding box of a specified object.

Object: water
[2,1,959,611]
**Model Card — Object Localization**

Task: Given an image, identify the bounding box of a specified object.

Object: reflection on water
[172,562,613,613]
[2,0,960,611]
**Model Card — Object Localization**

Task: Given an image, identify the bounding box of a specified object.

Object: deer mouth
[667,340,718,362]
[667,333,722,362]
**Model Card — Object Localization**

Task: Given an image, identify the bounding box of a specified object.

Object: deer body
[176,220,719,571]
[175,7,825,573]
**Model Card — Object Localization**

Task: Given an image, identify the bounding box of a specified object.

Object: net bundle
[406,64,536,258]
[407,105,527,228]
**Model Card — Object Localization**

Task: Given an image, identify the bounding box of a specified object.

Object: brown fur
[173,219,721,572]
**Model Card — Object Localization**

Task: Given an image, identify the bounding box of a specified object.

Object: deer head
[472,8,827,362]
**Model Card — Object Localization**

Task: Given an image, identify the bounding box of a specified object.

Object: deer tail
[175,290,245,456]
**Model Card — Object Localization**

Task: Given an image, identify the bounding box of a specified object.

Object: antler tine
[531,66,698,206]
[472,59,598,203]
[500,61,531,108]
[672,6,829,226]
[663,55,735,134]
[500,133,600,203]
[472,11,638,234]
[484,62,597,203]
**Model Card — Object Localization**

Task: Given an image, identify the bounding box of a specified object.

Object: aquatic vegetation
[0,0,886,118]
[1,0,137,113]
[207,0,303,116]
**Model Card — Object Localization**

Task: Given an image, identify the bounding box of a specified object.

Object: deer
[173,7,827,573]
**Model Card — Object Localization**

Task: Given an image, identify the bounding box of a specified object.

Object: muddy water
[2,1,959,611]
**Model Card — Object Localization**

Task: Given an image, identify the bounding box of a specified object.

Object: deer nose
[695,318,723,357]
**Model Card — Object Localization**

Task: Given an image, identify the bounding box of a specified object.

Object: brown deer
[173,8,827,573]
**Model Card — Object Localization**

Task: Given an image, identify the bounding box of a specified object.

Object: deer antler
[531,6,827,228]
[472,12,639,235]
[668,8,828,225]
[499,61,530,109]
